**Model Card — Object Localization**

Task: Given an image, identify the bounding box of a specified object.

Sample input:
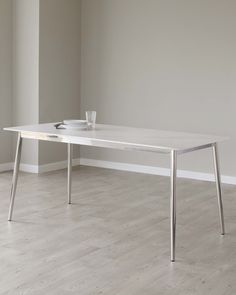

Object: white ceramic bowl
[63,120,87,126]
[62,124,88,130]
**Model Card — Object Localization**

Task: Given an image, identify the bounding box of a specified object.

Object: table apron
[177,143,214,155]
[20,131,171,154]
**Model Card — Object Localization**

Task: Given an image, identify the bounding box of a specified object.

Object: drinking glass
[86,111,96,129]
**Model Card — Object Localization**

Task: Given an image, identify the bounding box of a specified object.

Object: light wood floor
[0,166,236,294]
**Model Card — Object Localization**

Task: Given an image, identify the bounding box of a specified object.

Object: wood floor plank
[0,166,235,294]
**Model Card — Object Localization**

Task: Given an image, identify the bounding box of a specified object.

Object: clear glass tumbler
[86,111,96,129]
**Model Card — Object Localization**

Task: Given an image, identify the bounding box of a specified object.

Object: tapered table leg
[170,150,177,262]
[212,143,225,235]
[8,133,22,221]
[68,143,73,204]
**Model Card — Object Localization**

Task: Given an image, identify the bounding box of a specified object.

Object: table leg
[68,143,73,204]
[170,150,177,262]
[8,133,22,221]
[212,143,225,235]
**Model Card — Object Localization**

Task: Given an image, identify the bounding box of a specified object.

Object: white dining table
[4,123,226,261]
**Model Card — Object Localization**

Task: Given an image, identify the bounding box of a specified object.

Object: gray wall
[2,0,81,167]
[0,0,13,165]
[80,0,236,176]
[39,0,81,165]
[13,0,39,165]
[1,0,235,177]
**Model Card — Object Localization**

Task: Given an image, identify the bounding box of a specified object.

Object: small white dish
[61,124,88,130]
[63,120,87,126]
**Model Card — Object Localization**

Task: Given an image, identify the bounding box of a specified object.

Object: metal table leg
[212,143,225,235]
[8,133,22,221]
[170,150,177,262]
[68,143,73,204]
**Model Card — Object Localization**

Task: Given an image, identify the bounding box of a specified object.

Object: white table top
[4,123,226,154]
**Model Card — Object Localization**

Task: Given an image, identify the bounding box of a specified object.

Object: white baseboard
[20,158,80,173]
[20,163,39,173]
[1,157,236,185]
[0,162,13,173]
[80,158,236,185]
[0,158,80,174]
[38,158,80,173]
